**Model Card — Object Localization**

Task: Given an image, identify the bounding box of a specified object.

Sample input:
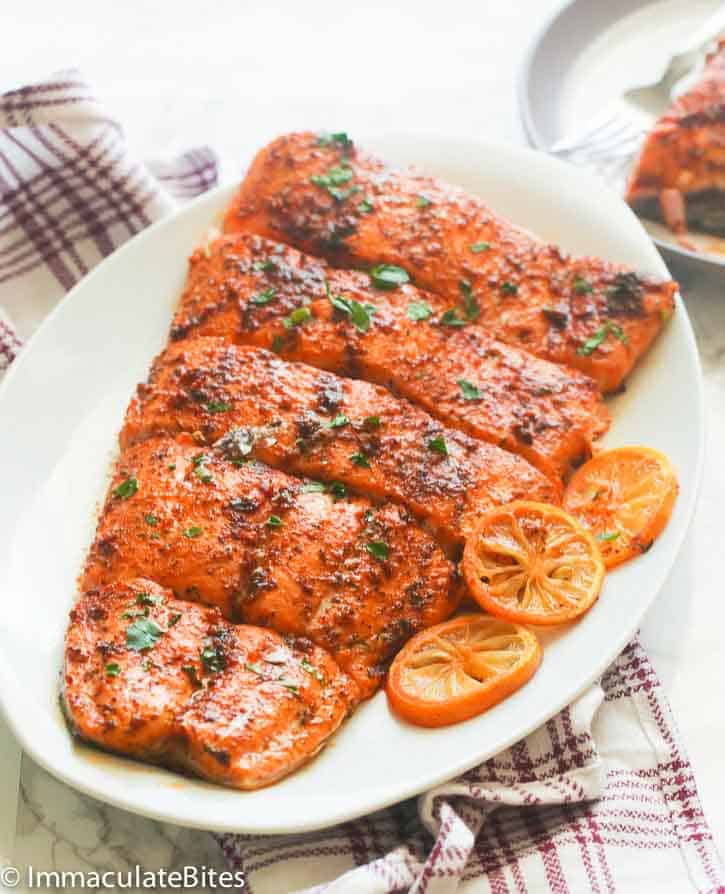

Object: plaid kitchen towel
[218,640,724,894]
[1,72,723,894]
[0,70,217,359]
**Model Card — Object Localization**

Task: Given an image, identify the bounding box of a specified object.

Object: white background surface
[2,0,724,879]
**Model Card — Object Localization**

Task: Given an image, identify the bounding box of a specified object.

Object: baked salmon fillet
[222,132,677,392]
[627,39,725,236]
[121,338,561,550]
[169,233,609,480]
[63,579,357,789]
[81,436,457,697]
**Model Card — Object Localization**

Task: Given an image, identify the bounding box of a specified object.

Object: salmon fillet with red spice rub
[170,232,609,481]
[121,338,562,551]
[81,436,457,697]
[627,39,725,236]
[222,131,676,393]
[63,579,356,789]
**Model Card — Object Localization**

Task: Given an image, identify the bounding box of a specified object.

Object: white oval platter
[0,135,703,834]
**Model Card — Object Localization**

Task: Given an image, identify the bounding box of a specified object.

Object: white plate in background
[519,0,725,273]
[0,135,703,834]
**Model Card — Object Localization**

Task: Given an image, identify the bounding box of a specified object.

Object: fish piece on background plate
[221,131,677,393]
[626,39,725,238]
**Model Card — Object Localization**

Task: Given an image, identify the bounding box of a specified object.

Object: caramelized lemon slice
[563,447,678,569]
[386,614,541,727]
[462,501,605,626]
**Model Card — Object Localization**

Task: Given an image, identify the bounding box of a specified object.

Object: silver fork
[549,4,725,167]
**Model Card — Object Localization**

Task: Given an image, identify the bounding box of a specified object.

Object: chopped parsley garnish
[301,657,326,685]
[168,613,182,627]
[266,514,283,528]
[366,540,389,561]
[597,531,620,542]
[281,682,299,694]
[427,436,449,456]
[407,301,432,321]
[415,194,432,208]
[136,592,162,607]
[369,264,410,291]
[350,452,370,468]
[283,306,313,328]
[167,463,176,471]
[253,259,277,273]
[458,379,482,400]
[500,281,518,296]
[200,643,226,674]
[574,276,593,295]
[577,321,628,356]
[363,415,382,430]
[192,454,213,484]
[328,290,376,333]
[144,513,159,527]
[271,335,285,353]
[182,665,202,688]
[300,480,348,499]
[194,465,213,483]
[317,132,353,150]
[328,481,347,499]
[357,197,374,214]
[182,526,203,539]
[470,242,490,253]
[105,663,121,677]
[439,308,466,327]
[311,164,353,187]
[206,400,231,414]
[113,477,138,500]
[460,280,480,321]
[311,164,359,201]
[251,288,276,306]
[126,618,163,652]
[325,413,349,429]
[329,186,361,202]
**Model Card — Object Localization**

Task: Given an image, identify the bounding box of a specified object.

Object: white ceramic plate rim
[517,0,725,270]
[0,136,704,834]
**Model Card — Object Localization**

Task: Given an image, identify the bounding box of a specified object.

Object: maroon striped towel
[218,641,724,893]
[0,70,216,364]
[1,72,722,894]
